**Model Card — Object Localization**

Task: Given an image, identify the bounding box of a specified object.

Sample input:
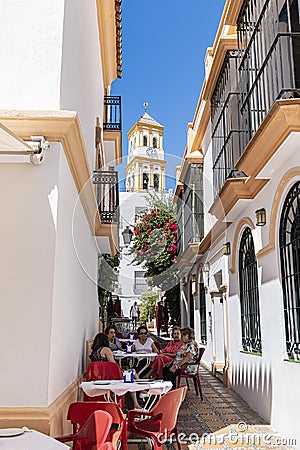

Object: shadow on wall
[231,359,273,422]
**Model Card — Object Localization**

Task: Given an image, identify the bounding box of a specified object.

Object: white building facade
[0,0,122,435]
[118,111,166,317]
[176,0,300,444]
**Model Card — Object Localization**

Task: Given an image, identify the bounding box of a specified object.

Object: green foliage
[139,291,159,323]
[132,192,178,290]
[164,284,180,325]
[98,253,120,322]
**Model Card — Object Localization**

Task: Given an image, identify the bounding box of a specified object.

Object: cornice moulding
[0,110,119,253]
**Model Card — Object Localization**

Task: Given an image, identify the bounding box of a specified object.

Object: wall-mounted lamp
[255,208,266,227]
[191,273,197,295]
[203,262,210,273]
[223,242,231,256]
[122,226,133,247]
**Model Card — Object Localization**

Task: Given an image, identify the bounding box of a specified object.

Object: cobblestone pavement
[128,332,296,450]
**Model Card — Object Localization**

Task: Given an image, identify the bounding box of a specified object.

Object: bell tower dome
[126,104,166,192]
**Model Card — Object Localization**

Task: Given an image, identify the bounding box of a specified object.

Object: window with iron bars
[239,227,262,353]
[134,271,148,292]
[199,282,207,344]
[237,0,300,150]
[211,0,300,195]
[211,51,242,195]
[279,181,300,361]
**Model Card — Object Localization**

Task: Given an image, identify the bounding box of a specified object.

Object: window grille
[279,181,300,360]
[237,0,300,150]
[199,282,207,344]
[134,271,148,292]
[239,227,262,352]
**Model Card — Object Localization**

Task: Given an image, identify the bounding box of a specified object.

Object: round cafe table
[112,350,157,376]
[80,379,172,410]
[0,428,70,449]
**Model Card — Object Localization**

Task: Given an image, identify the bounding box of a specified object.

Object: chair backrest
[154,341,161,351]
[150,386,187,432]
[76,410,112,450]
[68,402,124,433]
[197,347,205,363]
[85,362,123,381]
[86,339,94,370]
[127,332,138,339]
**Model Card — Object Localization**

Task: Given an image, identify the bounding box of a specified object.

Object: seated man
[105,325,122,351]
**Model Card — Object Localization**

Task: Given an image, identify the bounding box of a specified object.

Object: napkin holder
[123,369,134,383]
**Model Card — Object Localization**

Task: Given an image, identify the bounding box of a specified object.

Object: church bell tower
[126,103,166,192]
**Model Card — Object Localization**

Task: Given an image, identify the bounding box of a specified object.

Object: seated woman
[132,325,159,375]
[143,327,182,379]
[162,327,198,389]
[89,333,115,362]
[89,333,142,409]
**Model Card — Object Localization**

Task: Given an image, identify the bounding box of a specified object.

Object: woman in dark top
[89,333,115,362]
[89,332,142,409]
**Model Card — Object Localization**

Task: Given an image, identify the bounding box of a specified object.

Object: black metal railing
[211,0,300,195]
[103,96,122,131]
[93,170,119,223]
[238,0,300,148]
[177,165,204,256]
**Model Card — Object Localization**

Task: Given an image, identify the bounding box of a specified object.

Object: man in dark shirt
[105,325,122,351]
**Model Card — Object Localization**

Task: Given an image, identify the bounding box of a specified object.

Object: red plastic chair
[127,386,187,450]
[126,332,138,339]
[67,402,127,450]
[56,409,112,450]
[154,341,161,351]
[176,347,205,400]
[85,362,124,409]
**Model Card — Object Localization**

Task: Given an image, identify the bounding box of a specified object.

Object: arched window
[279,181,300,360]
[153,173,159,191]
[153,137,157,148]
[143,173,149,190]
[239,227,261,352]
[143,136,148,147]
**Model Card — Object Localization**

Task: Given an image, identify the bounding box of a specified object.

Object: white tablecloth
[112,351,156,360]
[0,429,70,449]
[80,380,172,398]
[113,351,157,376]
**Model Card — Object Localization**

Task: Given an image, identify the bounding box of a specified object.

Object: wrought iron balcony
[103,96,122,131]
[177,164,204,256]
[93,170,119,223]
[211,0,300,196]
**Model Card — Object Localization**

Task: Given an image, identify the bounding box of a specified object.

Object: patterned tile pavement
[128,334,296,450]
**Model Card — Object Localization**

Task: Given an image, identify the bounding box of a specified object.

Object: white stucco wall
[0,0,65,110]
[188,109,300,442]
[0,143,99,407]
[0,0,108,407]
[118,192,148,317]
[48,146,98,404]
[224,135,300,443]
[0,145,59,406]
[60,0,104,170]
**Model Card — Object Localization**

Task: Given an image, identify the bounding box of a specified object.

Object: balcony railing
[103,96,122,131]
[211,0,300,196]
[93,170,119,223]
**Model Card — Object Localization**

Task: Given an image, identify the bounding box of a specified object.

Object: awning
[0,122,47,164]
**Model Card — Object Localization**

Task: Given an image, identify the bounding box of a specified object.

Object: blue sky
[113,0,226,190]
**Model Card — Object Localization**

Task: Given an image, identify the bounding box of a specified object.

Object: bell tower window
[154,173,159,191]
[143,136,148,147]
[143,173,149,190]
[153,137,157,148]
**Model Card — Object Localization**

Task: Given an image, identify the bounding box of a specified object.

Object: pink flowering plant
[132,192,178,286]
